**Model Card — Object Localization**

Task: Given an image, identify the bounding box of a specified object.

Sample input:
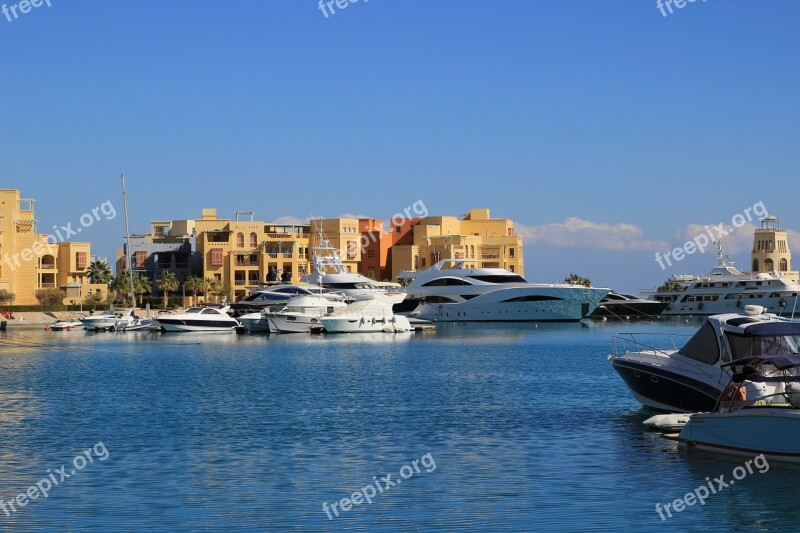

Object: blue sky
[2,0,799,293]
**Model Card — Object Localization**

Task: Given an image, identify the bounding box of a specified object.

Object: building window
[752,259,759,272]
[395,226,401,233]
[509,265,515,273]
[765,258,774,271]
[347,241,357,259]
[780,258,788,271]
[75,252,87,270]
[367,249,375,258]
[509,248,515,258]
[250,232,258,247]
[236,232,244,247]
[134,251,146,268]
[211,248,224,266]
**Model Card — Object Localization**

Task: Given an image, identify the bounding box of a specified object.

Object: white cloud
[270,215,309,226]
[338,213,372,220]
[515,217,668,251]
[680,222,800,256]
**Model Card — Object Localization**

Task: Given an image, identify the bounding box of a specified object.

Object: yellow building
[0,189,106,305]
[308,218,361,274]
[390,208,524,279]
[194,209,311,301]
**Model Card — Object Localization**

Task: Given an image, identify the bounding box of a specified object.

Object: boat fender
[721,385,747,402]
[698,302,704,311]
[779,298,787,307]
[736,300,742,308]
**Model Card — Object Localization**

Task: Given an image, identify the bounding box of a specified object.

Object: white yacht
[156,306,240,332]
[396,260,608,321]
[646,242,800,316]
[609,305,800,412]
[320,300,412,333]
[301,238,406,305]
[266,295,348,333]
[80,308,136,331]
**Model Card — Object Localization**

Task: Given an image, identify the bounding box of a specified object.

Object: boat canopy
[740,322,800,337]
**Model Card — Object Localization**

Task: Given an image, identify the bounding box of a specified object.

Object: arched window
[780,258,788,271]
[764,258,774,271]
[249,232,258,247]
[752,259,759,272]
[236,232,244,247]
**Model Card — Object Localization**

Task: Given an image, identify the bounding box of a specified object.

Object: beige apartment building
[0,189,106,305]
[390,208,524,279]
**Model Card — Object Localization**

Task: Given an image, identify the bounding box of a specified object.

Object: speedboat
[117,317,160,332]
[80,308,136,331]
[666,354,800,463]
[301,238,406,305]
[238,310,271,333]
[396,259,608,321]
[320,300,412,333]
[609,305,800,412]
[50,319,83,331]
[266,295,348,333]
[156,306,240,332]
[589,291,667,318]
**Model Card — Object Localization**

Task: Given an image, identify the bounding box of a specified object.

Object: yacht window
[501,295,562,303]
[200,308,219,315]
[720,338,731,363]
[677,322,719,365]
[728,333,800,359]
[467,275,527,284]
[185,308,201,313]
[424,296,457,303]
[422,277,473,287]
[460,294,478,300]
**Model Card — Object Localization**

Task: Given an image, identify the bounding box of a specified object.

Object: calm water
[2,319,800,532]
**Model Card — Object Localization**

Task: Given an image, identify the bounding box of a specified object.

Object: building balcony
[234,280,247,286]
[265,253,293,259]
[38,263,56,270]
[39,283,56,288]
[234,260,260,266]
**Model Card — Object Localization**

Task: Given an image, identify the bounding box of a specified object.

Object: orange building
[358,218,416,281]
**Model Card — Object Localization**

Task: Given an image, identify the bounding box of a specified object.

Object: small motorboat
[80,308,136,331]
[666,354,800,463]
[239,310,271,333]
[643,413,691,432]
[117,317,160,332]
[50,319,84,331]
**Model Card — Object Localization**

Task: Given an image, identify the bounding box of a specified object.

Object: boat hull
[673,410,800,463]
[611,358,722,413]
[414,287,607,322]
[157,319,238,332]
[239,314,271,333]
[267,314,321,334]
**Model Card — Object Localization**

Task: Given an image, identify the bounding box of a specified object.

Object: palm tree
[156,271,179,308]
[563,273,592,287]
[207,277,223,303]
[87,260,113,284]
[135,273,151,307]
[184,275,204,306]
[110,271,134,305]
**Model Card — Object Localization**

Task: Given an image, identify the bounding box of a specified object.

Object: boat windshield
[727,333,800,359]
[185,308,202,314]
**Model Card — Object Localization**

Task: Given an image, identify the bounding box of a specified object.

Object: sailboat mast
[121,174,135,306]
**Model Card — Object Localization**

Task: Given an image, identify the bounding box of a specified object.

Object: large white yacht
[301,238,406,305]
[646,241,800,316]
[396,260,608,321]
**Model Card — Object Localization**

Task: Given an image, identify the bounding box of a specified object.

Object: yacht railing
[611,333,691,359]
